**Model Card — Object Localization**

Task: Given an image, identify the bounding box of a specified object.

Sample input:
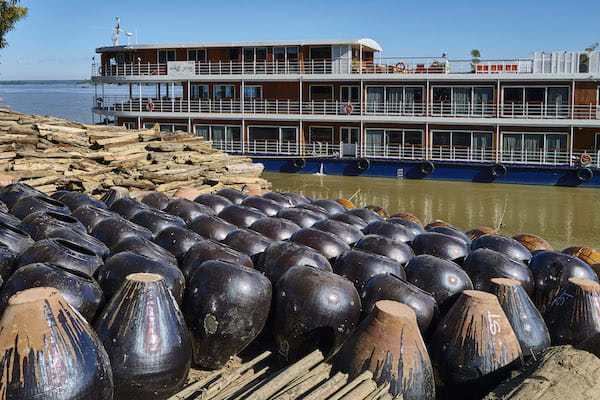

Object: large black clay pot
[262,192,295,207]
[249,217,301,241]
[101,187,129,207]
[313,219,364,245]
[0,244,14,282]
[0,262,104,322]
[354,234,415,266]
[312,199,347,215]
[330,212,369,230]
[9,194,70,220]
[153,226,205,261]
[241,196,283,217]
[18,210,86,240]
[0,287,113,400]
[187,214,237,241]
[91,216,153,249]
[221,229,271,263]
[180,240,253,280]
[405,255,473,313]
[218,204,266,228]
[281,191,311,205]
[411,232,470,264]
[0,220,34,255]
[472,234,531,264]
[97,251,185,304]
[290,228,350,264]
[463,248,534,296]
[141,191,171,210]
[184,260,272,369]
[334,249,405,293]
[72,204,118,232]
[0,200,7,213]
[529,250,598,312]
[109,198,149,220]
[57,191,107,211]
[164,198,214,224]
[194,193,232,214]
[257,241,332,283]
[361,274,438,333]
[0,210,21,227]
[43,226,110,260]
[272,265,361,363]
[430,225,471,246]
[0,182,43,209]
[130,208,187,236]
[16,238,103,277]
[110,235,178,267]
[424,220,453,231]
[388,217,426,237]
[95,273,192,399]
[276,207,324,228]
[363,220,416,243]
[490,278,551,357]
[216,187,247,204]
[347,208,384,224]
[294,203,329,218]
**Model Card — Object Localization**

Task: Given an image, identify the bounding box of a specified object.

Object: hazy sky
[1,0,598,80]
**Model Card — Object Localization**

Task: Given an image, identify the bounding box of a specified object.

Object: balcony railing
[430,146,495,162]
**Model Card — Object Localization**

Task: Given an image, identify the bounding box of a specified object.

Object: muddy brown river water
[263,172,600,251]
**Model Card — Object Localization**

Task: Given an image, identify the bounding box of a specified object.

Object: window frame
[158,50,176,63]
[213,85,236,99]
[243,85,263,99]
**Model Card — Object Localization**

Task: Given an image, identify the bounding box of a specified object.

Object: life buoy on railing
[420,160,435,176]
[293,158,306,170]
[146,100,154,112]
[580,153,592,166]
[491,163,507,178]
[395,62,406,72]
[576,167,593,183]
[356,157,370,172]
[343,103,354,115]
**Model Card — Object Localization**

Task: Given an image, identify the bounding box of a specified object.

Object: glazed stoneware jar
[218,204,266,228]
[276,207,325,228]
[56,191,107,212]
[216,187,248,204]
[354,234,415,266]
[390,212,423,227]
[333,249,405,293]
[141,191,172,210]
[9,194,70,220]
[471,234,531,264]
[0,220,35,256]
[312,219,364,246]
[109,198,149,220]
[513,233,553,252]
[180,239,254,280]
[94,273,192,399]
[363,220,416,243]
[334,301,435,400]
[262,191,296,207]
[153,226,205,261]
[19,210,87,240]
[188,214,237,241]
[330,212,368,230]
[387,217,426,237]
[257,241,332,284]
[71,205,118,232]
[429,225,471,246]
[312,199,348,216]
[241,195,283,217]
[194,193,233,214]
[347,208,384,224]
[290,228,350,264]
[465,227,498,242]
[164,198,214,224]
[109,235,178,267]
[249,217,301,241]
[411,232,470,265]
[0,287,113,399]
[562,246,600,266]
[129,209,187,237]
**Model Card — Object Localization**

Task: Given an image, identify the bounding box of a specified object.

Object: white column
[569,125,574,166]
[496,124,500,162]
[242,119,245,153]
[359,44,362,75]
[241,80,245,115]
[187,80,190,113]
[172,82,175,110]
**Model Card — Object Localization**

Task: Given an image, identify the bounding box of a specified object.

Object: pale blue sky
[1,0,598,80]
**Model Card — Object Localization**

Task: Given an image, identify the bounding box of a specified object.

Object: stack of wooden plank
[0,108,270,196]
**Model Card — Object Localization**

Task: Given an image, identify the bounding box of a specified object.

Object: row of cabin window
[191,85,262,99]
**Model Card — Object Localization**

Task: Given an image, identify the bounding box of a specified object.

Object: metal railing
[361,144,425,159]
[430,146,495,162]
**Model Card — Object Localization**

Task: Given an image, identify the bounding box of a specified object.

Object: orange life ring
[395,62,406,72]
[146,100,154,112]
[580,153,592,166]
[343,103,354,115]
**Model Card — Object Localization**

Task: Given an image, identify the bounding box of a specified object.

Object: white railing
[210,140,243,153]
[430,146,495,162]
[361,144,425,160]
[499,148,570,165]
[572,151,600,168]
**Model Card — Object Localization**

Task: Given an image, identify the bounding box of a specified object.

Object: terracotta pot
[294,203,330,218]
[562,246,600,266]
[290,227,350,264]
[194,193,233,214]
[57,191,108,211]
[10,194,71,220]
[330,212,369,230]
[390,212,423,227]
[347,208,384,224]
[388,217,426,237]
[334,301,435,399]
[216,187,248,204]
[312,218,364,245]
[141,191,172,210]
[465,227,499,241]
[489,278,551,357]
[472,234,531,264]
[164,198,214,224]
[0,210,21,227]
[544,277,600,345]
[361,274,438,333]
[424,220,452,230]
[187,214,237,241]
[0,262,104,322]
[363,220,416,243]
[405,255,473,313]
[16,238,103,277]
[0,182,43,209]
[180,239,253,280]
[334,249,405,293]
[411,232,470,264]
[241,195,283,216]
[430,225,471,246]
[153,226,205,262]
[513,233,553,252]
[262,191,295,208]
[183,260,272,369]
[0,220,35,255]
[221,229,271,263]
[365,205,390,219]
[97,251,185,304]
[429,290,523,392]
[335,198,356,210]
[281,191,312,205]
[218,204,266,228]
[0,287,113,399]
[100,186,129,207]
[354,234,416,265]
[18,210,86,240]
[72,204,118,232]
[257,241,332,283]
[94,273,192,399]
[249,217,301,241]
[91,216,153,249]
[272,265,360,363]
[130,208,187,237]
[109,235,178,267]
[0,243,14,282]
[529,250,598,312]
[462,248,534,295]
[312,199,348,215]
[109,198,150,220]
[276,207,324,228]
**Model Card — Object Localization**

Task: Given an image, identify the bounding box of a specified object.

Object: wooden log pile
[0,108,270,197]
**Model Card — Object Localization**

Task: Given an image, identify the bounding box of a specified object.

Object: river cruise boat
[91,37,600,186]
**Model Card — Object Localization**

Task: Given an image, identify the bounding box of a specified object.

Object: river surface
[263,172,600,251]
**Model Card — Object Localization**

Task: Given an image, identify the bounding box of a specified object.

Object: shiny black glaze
[184,260,272,369]
[276,207,325,228]
[187,214,237,241]
[290,228,350,264]
[529,250,598,312]
[411,232,470,264]
[91,216,153,249]
[9,194,70,220]
[153,226,205,262]
[294,203,330,218]
[18,210,86,240]
[0,201,6,214]
[16,238,104,277]
[100,187,129,207]
[430,226,472,246]
[164,198,214,224]
[347,208,384,224]
[218,204,266,228]
[130,208,187,236]
[97,251,185,304]
[193,193,233,214]
[180,240,253,280]
[405,255,473,313]
[110,235,178,267]
[463,248,534,295]
[56,191,108,211]
[330,212,369,230]
[94,275,192,399]
[216,187,248,204]
[0,262,104,321]
[257,241,332,283]
[262,192,295,207]
[0,210,21,227]
[249,217,301,241]
[109,198,150,220]
[222,229,271,263]
[0,220,34,255]
[0,244,14,281]
[141,191,172,210]
[334,249,406,293]
[361,274,438,332]
[0,182,44,209]
[490,279,551,356]
[354,234,415,266]
[281,191,312,205]
[241,196,283,217]
[363,221,416,243]
[273,265,360,363]
[387,218,426,237]
[312,199,348,215]
[72,205,118,232]
[312,219,364,245]
[44,226,110,260]
[471,234,531,264]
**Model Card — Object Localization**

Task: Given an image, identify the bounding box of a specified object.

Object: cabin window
[243,48,254,61]
[244,86,262,99]
[256,48,267,60]
[229,48,240,60]
[432,131,493,149]
[274,47,298,61]
[502,132,567,162]
[579,53,590,73]
[432,87,452,102]
[287,47,298,60]
[194,125,240,141]
[116,54,125,64]
[214,85,235,99]
[249,126,279,141]
[341,86,360,102]
[274,47,285,60]
[188,49,206,61]
[191,85,209,99]
[281,127,297,141]
[149,123,188,132]
[310,86,333,100]
[502,86,570,116]
[158,50,176,62]
[309,127,334,142]
[310,46,332,59]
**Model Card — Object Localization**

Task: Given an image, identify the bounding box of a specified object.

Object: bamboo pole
[328,371,373,400]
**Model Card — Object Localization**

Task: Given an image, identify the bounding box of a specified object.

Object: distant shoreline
[0,80,90,85]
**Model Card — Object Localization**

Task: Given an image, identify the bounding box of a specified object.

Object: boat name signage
[167,61,196,77]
